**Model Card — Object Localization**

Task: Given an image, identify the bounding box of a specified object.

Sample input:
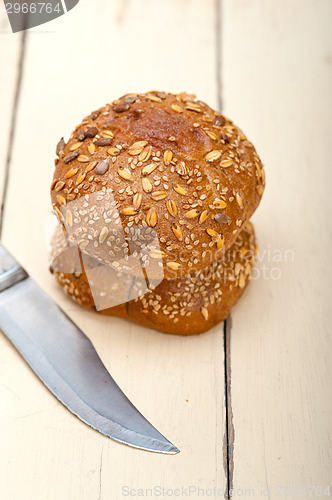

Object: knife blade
[0,244,179,454]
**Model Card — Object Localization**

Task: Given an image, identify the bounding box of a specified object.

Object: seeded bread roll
[51,91,264,280]
[50,221,257,335]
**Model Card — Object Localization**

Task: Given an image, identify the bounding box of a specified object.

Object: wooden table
[0,1,331,498]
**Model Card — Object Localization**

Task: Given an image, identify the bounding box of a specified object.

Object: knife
[0,243,179,454]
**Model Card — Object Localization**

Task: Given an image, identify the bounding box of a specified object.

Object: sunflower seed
[95,157,110,175]
[56,137,65,156]
[112,102,130,113]
[124,95,137,104]
[214,213,231,224]
[91,109,101,120]
[214,115,226,127]
[63,150,80,164]
[86,127,98,138]
[76,129,86,141]
[94,138,112,147]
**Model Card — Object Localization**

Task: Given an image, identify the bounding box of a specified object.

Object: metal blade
[0,278,179,454]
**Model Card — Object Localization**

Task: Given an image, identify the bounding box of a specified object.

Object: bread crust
[51,91,264,280]
[50,221,257,335]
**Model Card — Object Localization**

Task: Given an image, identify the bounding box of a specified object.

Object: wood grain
[222,0,332,494]
[0,1,227,499]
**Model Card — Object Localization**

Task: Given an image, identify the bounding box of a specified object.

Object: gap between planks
[223,316,234,500]
[216,1,234,497]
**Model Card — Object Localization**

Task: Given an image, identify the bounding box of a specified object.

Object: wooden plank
[222,0,332,494]
[0,6,22,223]
[0,1,227,499]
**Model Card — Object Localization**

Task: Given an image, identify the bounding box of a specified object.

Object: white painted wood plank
[0,6,21,219]
[0,1,227,499]
[222,0,332,493]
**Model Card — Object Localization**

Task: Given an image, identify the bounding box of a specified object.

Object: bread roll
[51,91,265,280]
[50,221,257,335]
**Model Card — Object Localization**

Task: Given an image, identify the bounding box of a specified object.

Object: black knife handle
[0,244,28,293]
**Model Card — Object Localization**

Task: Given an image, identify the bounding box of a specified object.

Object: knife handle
[0,244,28,293]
